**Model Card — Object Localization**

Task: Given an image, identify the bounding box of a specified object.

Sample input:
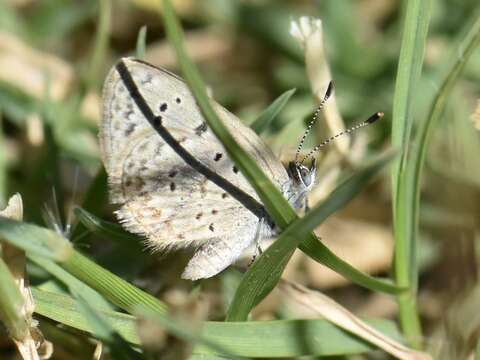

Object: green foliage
[0,0,479,358]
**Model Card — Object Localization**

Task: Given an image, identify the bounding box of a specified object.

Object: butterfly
[100,58,381,280]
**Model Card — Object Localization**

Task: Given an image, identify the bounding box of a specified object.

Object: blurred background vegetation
[0,0,479,359]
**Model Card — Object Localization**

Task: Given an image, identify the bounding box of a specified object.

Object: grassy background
[0,0,479,359]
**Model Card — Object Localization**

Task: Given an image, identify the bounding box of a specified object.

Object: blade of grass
[390,0,432,347]
[30,255,113,310]
[70,167,108,241]
[136,307,243,360]
[0,258,28,340]
[74,291,145,360]
[33,288,401,358]
[74,207,143,246]
[413,9,480,196]
[61,250,167,315]
[250,88,296,134]
[33,288,140,344]
[227,151,397,320]
[161,0,401,310]
[0,218,167,315]
[74,207,152,276]
[87,0,111,89]
[136,25,148,60]
[0,217,72,260]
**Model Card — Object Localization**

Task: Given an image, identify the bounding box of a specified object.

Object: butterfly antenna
[300,112,384,164]
[295,81,334,165]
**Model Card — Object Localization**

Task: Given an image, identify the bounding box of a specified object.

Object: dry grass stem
[280,279,432,360]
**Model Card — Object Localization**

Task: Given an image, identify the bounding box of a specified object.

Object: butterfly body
[100,58,314,280]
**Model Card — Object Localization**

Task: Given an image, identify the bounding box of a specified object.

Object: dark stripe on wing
[115,59,267,220]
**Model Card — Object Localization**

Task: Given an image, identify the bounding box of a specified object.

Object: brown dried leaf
[145,30,230,69]
[0,32,73,101]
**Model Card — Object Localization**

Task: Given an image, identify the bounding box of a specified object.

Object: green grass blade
[227,152,398,320]
[74,207,143,246]
[413,10,480,189]
[70,168,108,241]
[0,217,167,316]
[250,88,296,134]
[87,0,111,89]
[61,250,167,315]
[33,288,141,344]
[391,0,432,174]
[0,217,72,260]
[74,207,151,275]
[33,288,401,358]
[74,291,145,360]
[30,255,113,310]
[136,308,243,360]
[0,258,28,340]
[390,0,432,346]
[136,25,147,60]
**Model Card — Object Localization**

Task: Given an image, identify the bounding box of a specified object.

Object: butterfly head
[289,160,316,190]
[287,160,317,210]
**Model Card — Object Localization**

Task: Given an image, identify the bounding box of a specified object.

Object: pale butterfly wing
[100,58,291,279]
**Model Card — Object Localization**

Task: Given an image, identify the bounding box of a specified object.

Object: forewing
[100,58,289,250]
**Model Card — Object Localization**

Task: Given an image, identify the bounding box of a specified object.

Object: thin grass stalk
[136,26,147,60]
[61,250,167,315]
[391,0,432,347]
[0,258,28,340]
[413,11,480,181]
[88,0,111,89]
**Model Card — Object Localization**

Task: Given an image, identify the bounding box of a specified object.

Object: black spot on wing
[124,122,136,136]
[195,122,207,135]
[141,73,153,85]
[214,153,223,161]
[159,103,168,112]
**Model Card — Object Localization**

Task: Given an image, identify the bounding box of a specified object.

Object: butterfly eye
[296,165,313,187]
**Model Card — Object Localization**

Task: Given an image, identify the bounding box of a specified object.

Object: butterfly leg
[248,218,266,267]
[305,198,310,213]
